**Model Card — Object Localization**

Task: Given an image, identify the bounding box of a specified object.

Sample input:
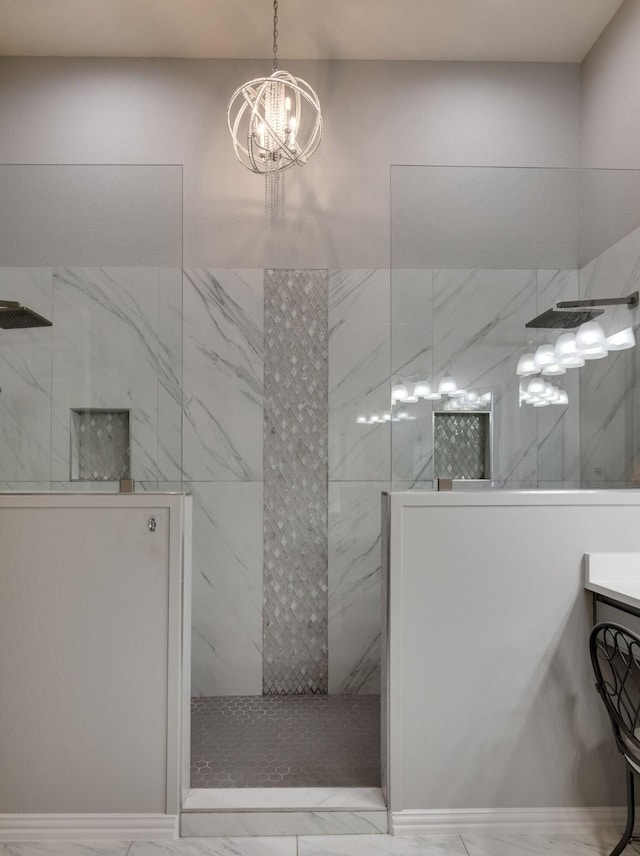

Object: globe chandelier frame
[226,0,323,223]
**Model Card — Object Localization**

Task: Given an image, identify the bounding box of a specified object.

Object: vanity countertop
[585,552,640,611]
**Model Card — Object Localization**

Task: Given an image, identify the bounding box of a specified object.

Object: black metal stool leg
[610,765,635,856]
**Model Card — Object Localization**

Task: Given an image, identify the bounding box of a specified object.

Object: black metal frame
[590,622,640,856]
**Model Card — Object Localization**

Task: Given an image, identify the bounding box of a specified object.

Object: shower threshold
[180,786,387,837]
[184,695,387,836]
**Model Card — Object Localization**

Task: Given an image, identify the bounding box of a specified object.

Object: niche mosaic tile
[263,269,329,695]
[434,412,490,480]
[70,408,130,481]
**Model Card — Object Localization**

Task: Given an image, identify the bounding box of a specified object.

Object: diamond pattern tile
[434,412,489,480]
[190,695,380,788]
[263,269,329,695]
[71,409,130,481]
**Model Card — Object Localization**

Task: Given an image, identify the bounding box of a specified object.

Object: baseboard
[390,806,627,836]
[0,813,178,841]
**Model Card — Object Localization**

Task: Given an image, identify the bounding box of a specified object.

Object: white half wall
[0,58,581,268]
[386,491,640,821]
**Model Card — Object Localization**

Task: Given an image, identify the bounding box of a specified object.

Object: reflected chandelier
[226,0,323,224]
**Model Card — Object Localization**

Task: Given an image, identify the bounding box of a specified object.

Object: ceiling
[0,0,625,63]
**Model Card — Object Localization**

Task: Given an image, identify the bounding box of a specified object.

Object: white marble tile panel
[158,268,183,481]
[0,268,53,482]
[0,845,131,856]
[432,270,538,486]
[580,350,635,485]
[390,269,434,483]
[390,481,434,492]
[535,272,581,486]
[580,224,640,301]
[188,481,263,696]
[183,787,385,810]
[328,482,388,694]
[182,269,263,482]
[329,270,390,481]
[180,811,387,838]
[129,838,296,856]
[0,482,51,492]
[461,831,626,856]
[391,269,433,378]
[298,834,467,855]
[51,268,161,483]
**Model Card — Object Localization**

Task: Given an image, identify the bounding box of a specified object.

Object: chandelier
[226,0,323,224]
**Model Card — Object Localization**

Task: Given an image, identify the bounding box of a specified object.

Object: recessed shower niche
[433,411,491,481]
[70,408,131,482]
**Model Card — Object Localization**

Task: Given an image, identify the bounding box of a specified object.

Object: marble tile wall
[182,268,264,697]
[579,226,640,487]
[4,262,610,702]
[390,268,581,490]
[0,268,53,482]
[0,266,182,487]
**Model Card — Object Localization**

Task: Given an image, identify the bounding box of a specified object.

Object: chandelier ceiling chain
[227,0,323,225]
[272,0,278,71]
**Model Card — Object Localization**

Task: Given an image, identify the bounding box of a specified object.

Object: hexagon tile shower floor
[190,695,380,788]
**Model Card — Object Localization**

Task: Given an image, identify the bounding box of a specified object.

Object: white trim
[0,813,178,841]
[390,807,627,836]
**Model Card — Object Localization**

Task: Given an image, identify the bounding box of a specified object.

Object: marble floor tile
[461,831,630,856]
[129,839,296,856]
[0,845,130,856]
[298,834,467,855]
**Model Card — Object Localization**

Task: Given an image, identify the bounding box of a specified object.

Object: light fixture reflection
[606,327,636,351]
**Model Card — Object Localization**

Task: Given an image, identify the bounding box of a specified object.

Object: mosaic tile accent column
[263,269,329,695]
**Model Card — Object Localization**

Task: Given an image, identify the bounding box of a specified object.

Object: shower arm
[557,291,639,310]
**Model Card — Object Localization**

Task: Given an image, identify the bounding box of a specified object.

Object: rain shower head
[0,301,52,329]
[525,291,639,330]
[525,308,603,329]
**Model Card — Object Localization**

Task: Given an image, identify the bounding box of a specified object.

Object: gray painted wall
[582,0,640,169]
[0,58,581,268]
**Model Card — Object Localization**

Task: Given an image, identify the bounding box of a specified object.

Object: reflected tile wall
[535,271,580,485]
[432,269,538,485]
[328,482,388,694]
[0,268,53,482]
[391,269,434,483]
[189,481,263,697]
[579,227,640,487]
[51,267,162,482]
[158,268,183,481]
[329,270,390,481]
[182,269,263,482]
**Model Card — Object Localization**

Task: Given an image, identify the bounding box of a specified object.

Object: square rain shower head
[525,308,604,329]
[0,301,52,329]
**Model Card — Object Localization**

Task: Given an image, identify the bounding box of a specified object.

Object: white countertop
[585,552,640,611]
